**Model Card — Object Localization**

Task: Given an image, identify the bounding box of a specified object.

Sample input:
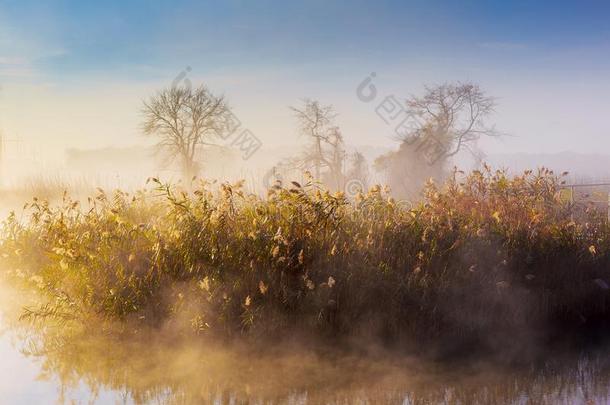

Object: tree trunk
[182,155,197,181]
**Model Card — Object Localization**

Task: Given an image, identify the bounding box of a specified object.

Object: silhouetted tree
[290,99,346,189]
[405,82,497,157]
[376,82,498,198]
[142,85,231,179]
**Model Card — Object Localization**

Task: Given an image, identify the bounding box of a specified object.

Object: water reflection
[1,282,610,405]
[1,315,609,405]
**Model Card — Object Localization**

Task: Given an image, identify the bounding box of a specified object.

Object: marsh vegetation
[2,167,610,354]
[2,167,610,403]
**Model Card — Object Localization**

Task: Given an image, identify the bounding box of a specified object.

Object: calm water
[2,310,610,405]
[0,320,127,404]
[0,210,609,405]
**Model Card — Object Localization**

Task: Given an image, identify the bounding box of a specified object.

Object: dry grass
[2,168,610,352]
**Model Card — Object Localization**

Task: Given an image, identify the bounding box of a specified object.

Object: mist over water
[3,1,610,404]
[2,282,610,405]
[2,152,610,404]
[1,244,610,405]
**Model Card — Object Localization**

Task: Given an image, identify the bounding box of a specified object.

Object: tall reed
[2,168,609,349]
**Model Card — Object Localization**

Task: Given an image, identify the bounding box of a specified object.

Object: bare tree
[405,82,497,158]
[290,99,346,189]
[375,82,498,199]
[142,85,230,179]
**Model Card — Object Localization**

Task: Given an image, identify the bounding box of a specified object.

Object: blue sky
[3,0,610,76]
[1,0,610,159]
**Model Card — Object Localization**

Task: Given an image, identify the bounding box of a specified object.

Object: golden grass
[1,168,609,350]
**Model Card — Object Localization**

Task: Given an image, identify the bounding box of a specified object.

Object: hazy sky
[1,0,610,161]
